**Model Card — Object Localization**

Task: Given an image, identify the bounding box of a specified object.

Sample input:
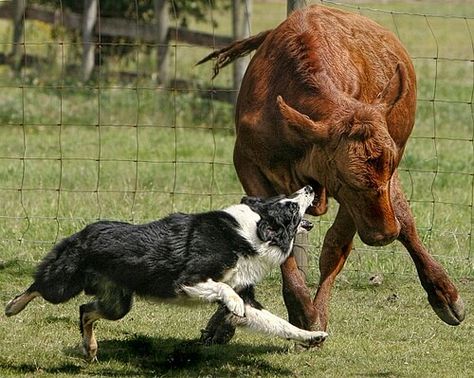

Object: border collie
[5,186,327,360]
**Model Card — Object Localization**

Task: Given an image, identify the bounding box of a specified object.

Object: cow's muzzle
[358,220,400,246]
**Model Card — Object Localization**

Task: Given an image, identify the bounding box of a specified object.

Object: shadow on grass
[92,334,293,376]
[0,334,292,377]
[101,334,295,376]
[0,361,82,375]
[0,334,293,376]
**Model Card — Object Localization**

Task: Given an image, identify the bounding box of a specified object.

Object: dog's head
[241,186,315,253]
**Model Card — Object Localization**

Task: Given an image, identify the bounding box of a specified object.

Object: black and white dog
[5,186,327,360]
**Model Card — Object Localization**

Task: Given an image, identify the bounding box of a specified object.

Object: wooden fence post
[11,0,26,71]
[82,0,97,81]
[287,0,306,14]
[287,0,309,279]
[154,0,169,85]
[232,0,251,103]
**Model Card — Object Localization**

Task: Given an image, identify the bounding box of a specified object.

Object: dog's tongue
[300,219,314,231]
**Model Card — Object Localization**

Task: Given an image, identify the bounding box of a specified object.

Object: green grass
[0,264,473,377]
[0,0,473,376]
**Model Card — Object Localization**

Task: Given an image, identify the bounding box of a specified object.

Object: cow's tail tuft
[197,30,272,78]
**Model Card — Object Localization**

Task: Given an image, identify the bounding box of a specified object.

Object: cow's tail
[196,30,272,78]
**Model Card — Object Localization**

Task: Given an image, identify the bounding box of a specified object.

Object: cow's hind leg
[392,173,465,325]
[79,281,133,361]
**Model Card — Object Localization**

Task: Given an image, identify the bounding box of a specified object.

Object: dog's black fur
[5,186,327,360]
[35,214,255,302]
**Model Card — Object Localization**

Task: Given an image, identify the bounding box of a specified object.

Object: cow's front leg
[391,173,465,325]
[312,204,356,332]
[280,255,317,330]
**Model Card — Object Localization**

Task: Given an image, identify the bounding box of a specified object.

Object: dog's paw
[296,331,328,349]
[307,331,328,345]
[81,337,98,362]
[225,294,245,317]
[82,344,98,362]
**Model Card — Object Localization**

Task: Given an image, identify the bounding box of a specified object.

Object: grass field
[0,1,473,377]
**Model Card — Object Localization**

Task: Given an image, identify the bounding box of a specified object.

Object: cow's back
[235,5,416,156]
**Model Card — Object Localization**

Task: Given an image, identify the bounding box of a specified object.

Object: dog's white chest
[223,246,285,289]
[222,203,292,290]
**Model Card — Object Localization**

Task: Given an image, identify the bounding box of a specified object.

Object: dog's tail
[196,30,272,78]
[5,234,84,317]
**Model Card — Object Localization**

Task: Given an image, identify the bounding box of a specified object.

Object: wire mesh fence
[0,0,472,281]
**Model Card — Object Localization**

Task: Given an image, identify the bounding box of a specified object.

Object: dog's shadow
[65,334,293,376]
[0,334,294,376]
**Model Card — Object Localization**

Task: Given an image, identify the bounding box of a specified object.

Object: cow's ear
[277,96,329,143]
[374,62,409,111]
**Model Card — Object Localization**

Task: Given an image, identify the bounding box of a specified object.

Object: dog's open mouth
[300,219,314,231]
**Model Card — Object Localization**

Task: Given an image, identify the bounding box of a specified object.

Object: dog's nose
[304,185,314,194]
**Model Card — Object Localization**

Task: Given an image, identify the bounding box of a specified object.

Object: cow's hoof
[429,295,465,326]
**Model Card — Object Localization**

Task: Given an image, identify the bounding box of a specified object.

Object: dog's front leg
[181,279,245,317]
[229,305,328,345]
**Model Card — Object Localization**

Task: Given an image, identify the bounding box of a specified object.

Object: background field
[0,0,473,377]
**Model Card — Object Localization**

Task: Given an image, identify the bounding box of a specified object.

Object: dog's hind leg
[200,285,260,345]
[79,302,101,361]
[79,281,133,361]
[228,304,328,345]
[5,273,83,317]
[5,287,40,317]
[199,303,236,345]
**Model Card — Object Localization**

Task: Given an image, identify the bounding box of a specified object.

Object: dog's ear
[241,196,263,207]
[257,218,292,249]
[256,219,276,243]
[261,203,302,251]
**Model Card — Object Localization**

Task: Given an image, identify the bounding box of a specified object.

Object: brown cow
[198,5,465,344]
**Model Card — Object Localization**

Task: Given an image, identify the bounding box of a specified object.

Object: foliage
[33,0,229,61]
[34,0,226,26]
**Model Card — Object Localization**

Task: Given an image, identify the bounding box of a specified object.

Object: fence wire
[0,0,472,280]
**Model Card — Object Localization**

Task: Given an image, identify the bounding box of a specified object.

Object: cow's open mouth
[300,219,314,231]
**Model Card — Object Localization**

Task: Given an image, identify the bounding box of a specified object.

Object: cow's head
[277,63,410,246]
